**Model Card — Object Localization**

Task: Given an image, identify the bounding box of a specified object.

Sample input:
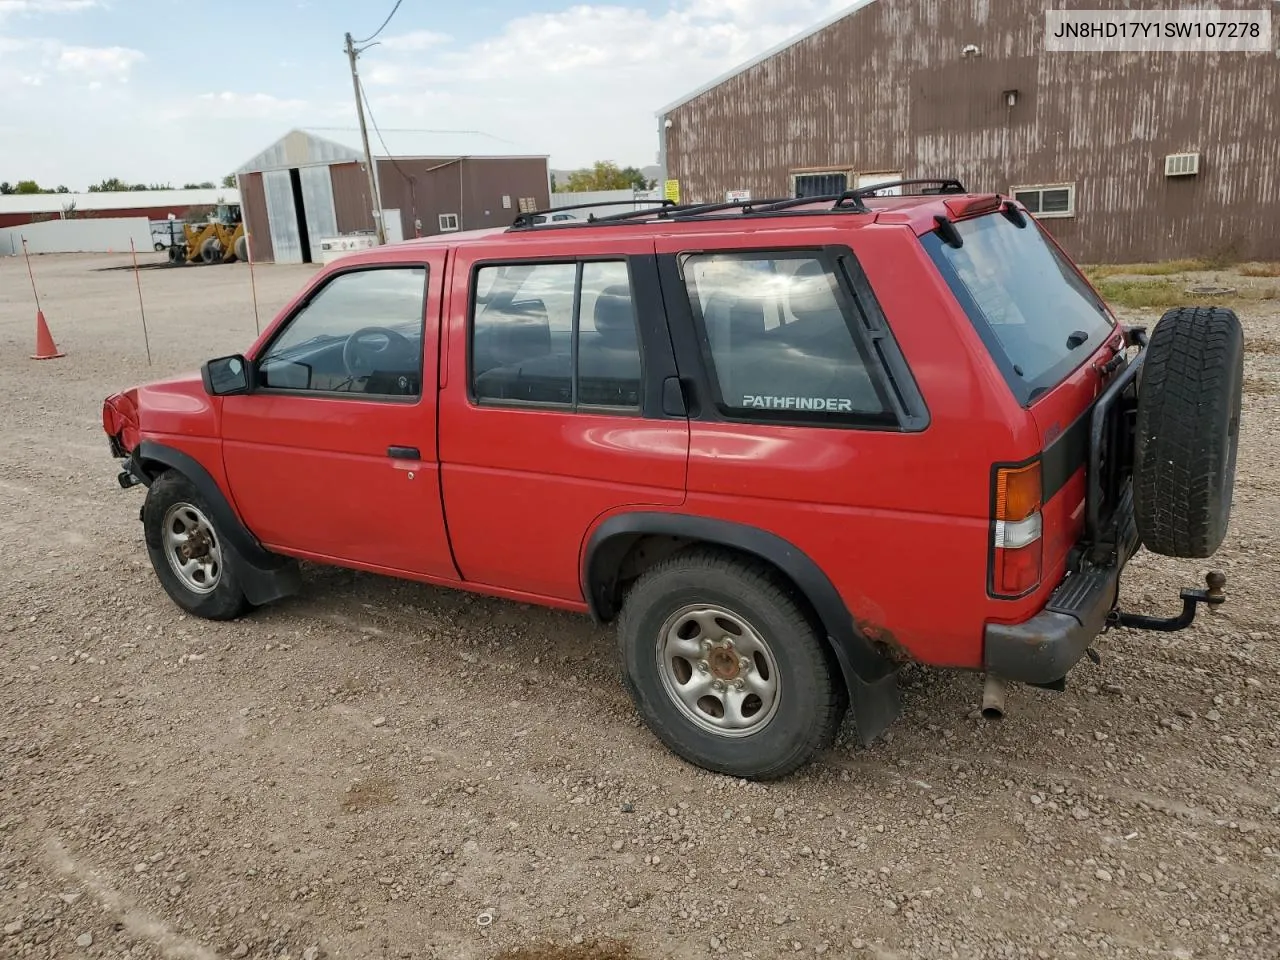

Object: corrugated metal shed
[235,130,362,175]
[236,128,548,175]
[233,128,550,264]
[659,0,1280,263]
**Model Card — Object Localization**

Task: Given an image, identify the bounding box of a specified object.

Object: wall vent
[1165,152,1200,177]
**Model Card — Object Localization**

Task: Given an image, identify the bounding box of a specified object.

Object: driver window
[257,266,427,398]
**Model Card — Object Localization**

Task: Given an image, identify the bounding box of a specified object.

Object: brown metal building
[234,129,550,263]
[658,0,1280,263]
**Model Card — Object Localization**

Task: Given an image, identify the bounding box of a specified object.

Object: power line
[359,78,424,235]
[354,0,404,46]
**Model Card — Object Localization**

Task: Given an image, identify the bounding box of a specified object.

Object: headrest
[787,259,835,321]
[593,285,636,341]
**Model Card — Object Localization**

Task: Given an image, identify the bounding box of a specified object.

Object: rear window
[922,212,1115,405]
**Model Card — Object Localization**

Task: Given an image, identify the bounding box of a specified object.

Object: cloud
[379,29,451,51]
[0,0,98,17]
[358,0,854,165]
[56,44,143,79]
[193,90,320,120]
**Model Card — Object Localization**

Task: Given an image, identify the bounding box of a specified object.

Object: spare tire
[1133,305,1244,558]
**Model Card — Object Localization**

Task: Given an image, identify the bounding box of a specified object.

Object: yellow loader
[170,204,249,265]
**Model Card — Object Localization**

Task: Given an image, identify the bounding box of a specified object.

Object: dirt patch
[1245,338,1280,356]
[494,940,638,960]
[341,775,398,813]
[2,253,1279,960]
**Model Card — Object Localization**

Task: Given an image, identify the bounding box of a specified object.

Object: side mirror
[200,354,251,396]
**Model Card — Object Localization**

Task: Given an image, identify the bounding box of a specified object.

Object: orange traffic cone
[32,309,65,360]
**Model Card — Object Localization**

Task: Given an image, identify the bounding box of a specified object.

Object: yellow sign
[663,179,680,204]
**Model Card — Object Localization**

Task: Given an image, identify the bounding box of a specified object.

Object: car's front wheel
[142,471,250,620]
[617,549,842,780]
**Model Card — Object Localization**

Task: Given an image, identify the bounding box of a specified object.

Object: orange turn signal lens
[995,462,1042,522]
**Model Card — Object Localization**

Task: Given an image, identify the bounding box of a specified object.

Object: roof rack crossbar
[748,194,847,213]
[833,178,967,211]
[510,198,674,229]
[668,197,791,218]
[584,201,716,223]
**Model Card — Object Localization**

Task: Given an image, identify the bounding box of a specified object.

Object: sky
[0,0,853,190]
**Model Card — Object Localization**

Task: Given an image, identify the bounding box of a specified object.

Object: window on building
[439,213,460,232]
[1012,183,1075,218]
[471,260,642,411]
[256,267,427,397]
[792,171,848,198]
[680,252,891,424]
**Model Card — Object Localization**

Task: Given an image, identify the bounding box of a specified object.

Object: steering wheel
[342,326,412,379]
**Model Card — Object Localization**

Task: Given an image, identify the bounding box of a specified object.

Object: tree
[619,166,656,190]
[55,185,70,193]
[550,172,558,192]
[88,178,129,193]
[562,161,650,193]
[0,182,13,195]
[221,174,237,188]
[14,180,43,194]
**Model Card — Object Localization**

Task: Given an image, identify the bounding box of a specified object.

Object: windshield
[922,212,1115,405]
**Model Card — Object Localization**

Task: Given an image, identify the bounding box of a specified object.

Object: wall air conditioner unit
[1165,152,1200,177]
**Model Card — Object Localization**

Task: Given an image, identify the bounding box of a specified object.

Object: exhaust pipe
[981,674,1006,720]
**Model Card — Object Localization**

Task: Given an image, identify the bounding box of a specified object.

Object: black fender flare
[582,512,896,686]
[132,440,301,605]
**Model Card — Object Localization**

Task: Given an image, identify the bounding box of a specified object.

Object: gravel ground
[1,252,1277,960]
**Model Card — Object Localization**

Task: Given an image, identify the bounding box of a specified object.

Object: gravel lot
[1,252,1277,960]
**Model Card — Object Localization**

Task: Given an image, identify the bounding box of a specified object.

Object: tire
[1133,305,1244,558]
[200,237,220,264]
[617,548,842,780]
[142,471,250,620]
[234,234,248,263]
[154,241,165,252]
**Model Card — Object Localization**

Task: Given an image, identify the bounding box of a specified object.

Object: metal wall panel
[330,162,375,234]
[374,157,549,240]
[299,165,339,261]
[263,169,302,264]
[663,0,1280,263]
[239,172,274,264]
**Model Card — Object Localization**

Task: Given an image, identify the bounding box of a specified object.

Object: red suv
[102,180,1243,780]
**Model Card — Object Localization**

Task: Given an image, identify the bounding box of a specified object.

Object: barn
[234,128,551,264]
[0,188,239,230]
[656,0,1280,263]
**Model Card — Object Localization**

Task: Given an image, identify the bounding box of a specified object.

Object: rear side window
[680,252,892,424]
[923,213,1115,405]
[470,260,642,411]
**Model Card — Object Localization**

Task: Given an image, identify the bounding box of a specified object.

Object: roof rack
[503,177,970,232]
[587,196,792,223]
[833,178,967,212]
[510,197,674,229]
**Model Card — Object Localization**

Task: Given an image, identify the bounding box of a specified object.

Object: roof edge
[655,0,878,116]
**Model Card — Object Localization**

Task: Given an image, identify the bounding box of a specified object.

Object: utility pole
[345,31,386,245]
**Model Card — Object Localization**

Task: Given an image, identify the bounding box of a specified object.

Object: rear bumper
[983,563,1121,685]
[984,488,1139,686]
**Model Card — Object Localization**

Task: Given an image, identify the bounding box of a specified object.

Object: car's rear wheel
[142,471,250,620]
[617,548,842,780]
[1133,305,1244,558]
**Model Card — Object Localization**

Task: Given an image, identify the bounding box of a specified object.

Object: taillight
[991,461,1043,598]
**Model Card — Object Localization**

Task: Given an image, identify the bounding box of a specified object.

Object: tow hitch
[1107,571,1227,633]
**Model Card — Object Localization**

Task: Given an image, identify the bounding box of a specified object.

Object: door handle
[387,446,420,460]
[662,376,688,417]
